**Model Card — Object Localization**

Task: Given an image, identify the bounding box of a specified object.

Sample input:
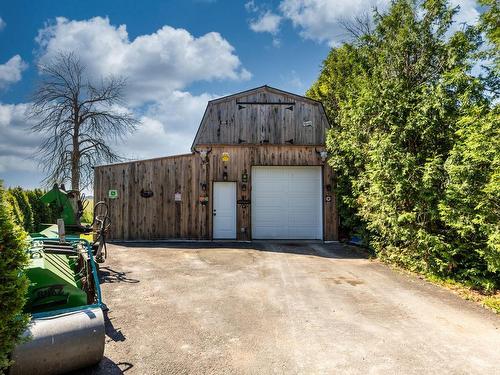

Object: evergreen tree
[308,0,498,288]
[439,0,499,289]
[0,182,29,371]
[9,188,34,233]
[5,192,24,230]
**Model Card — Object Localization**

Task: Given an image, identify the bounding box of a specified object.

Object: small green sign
[108,189,118,199]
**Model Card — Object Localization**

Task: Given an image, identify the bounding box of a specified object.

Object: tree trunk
[71,149,80,191]
[71,118,80,191]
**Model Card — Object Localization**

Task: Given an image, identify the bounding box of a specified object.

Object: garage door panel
[252,166,322,240]
[286,196,318,205]
[289,182,318,193]
[253,227,286,238]
[254,185,285,193]
[256,201,283,210]
[288,212,319,226]
[287,226,318,238]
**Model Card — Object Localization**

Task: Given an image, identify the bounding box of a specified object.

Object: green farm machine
[9,184,110,375]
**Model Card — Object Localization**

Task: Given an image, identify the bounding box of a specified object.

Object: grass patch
[425,274,500,314]
[81,198,94,224]
[344,243,500,314]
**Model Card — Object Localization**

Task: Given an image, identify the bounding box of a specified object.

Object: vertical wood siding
[94,146,338,241]
[192,88,329,147]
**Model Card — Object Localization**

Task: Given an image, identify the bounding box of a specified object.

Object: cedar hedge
[0,181,29,372]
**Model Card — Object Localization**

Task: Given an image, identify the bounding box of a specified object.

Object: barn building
[94,86,338,241]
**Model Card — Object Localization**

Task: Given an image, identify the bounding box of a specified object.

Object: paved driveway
[82,242,499,374]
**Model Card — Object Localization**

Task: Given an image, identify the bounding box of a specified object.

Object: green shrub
[80,198,94,225]
[5,192,24,229]
[9,188,34,233]
[0,181,30,372]
[308,0,498,291]
[26,189,55,232]
[440,105,500,290]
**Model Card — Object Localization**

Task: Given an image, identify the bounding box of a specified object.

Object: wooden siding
[94,154,209,240]
[192,87,329,147]
[94,145,338,241]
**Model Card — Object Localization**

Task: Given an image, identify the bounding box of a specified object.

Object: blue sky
[0,0,481,190]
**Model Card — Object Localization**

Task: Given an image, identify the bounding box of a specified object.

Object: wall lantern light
[320,151,328,162]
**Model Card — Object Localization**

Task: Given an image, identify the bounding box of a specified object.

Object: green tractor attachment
[9,184,110,375]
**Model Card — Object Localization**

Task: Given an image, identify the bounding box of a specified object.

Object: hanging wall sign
[174,192,182,202]
[108,190,118,199]
[140,189,154,198]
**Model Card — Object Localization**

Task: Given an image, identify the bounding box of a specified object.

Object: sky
[0,0,481,191]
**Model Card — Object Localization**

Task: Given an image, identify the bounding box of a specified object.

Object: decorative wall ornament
[315,148,328,162]
[140,189,154,198]
[194,147,212,163]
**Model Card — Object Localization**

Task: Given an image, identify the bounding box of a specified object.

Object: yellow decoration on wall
[221,152,230,162]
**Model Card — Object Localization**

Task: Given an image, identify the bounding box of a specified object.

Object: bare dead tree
[29,52,138,191]
[338,13,374,43]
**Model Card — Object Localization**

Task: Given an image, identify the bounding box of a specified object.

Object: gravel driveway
[80,242,499,374]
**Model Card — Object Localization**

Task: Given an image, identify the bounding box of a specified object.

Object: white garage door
[252,166,323,239]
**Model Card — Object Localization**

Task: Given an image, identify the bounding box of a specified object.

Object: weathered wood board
[94,86,337,241]
[94,145,338,241]
[192,86,330,147]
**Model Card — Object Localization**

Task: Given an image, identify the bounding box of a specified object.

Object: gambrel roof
[191,85,330,150]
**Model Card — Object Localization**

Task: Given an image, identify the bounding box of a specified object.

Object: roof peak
[209,85,321,104]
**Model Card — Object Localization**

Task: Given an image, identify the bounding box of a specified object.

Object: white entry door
[252,166,323,239]
[213,182,237,239]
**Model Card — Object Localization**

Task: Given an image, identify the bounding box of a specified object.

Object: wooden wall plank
[94,149,337,241]
[193,87,329,147]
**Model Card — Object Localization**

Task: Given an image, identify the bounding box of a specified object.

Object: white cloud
[32,17,250,161]
[245,1,259,12]
[1,17,251,189]
[0,103,39,173]
[280,69,303,90]
[0,17,6,31]
[0,55,28,89]
[250,11,282,35]
[117,91,216,160]
[279,0,389,45]
[36,17,250,105]
[278,0,481,46]
[246,2,282,47]
[0,92,214,182]
[449,0,480,28]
